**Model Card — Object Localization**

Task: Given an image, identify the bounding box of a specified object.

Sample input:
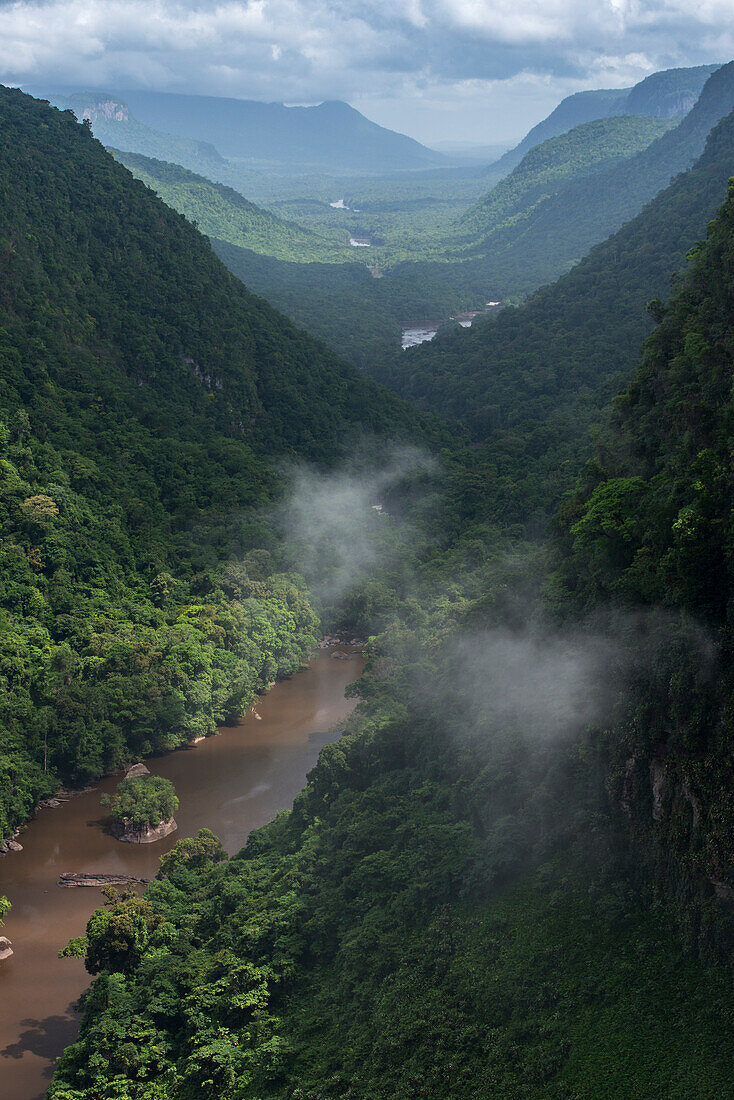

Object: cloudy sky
[1,0,732,144]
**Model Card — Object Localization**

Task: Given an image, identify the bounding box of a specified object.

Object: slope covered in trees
[49,173,734,1100]
[462,114,673,237]
[112,151,351,262]
[489,63,718,175]
[0,85,432,840]
[370,106,734,531]
[454,62,734,296]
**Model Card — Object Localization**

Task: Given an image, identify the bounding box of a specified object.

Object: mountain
[0,85,432,839]
[43,91,228,175]
[556,176,734,954]
[370,104,734,526]
[446,61,734,300]
[100,90,448,174]
[112,150,351,262]
[48,168,734,1100]
[462,114,673,237]
[490,64,719,175]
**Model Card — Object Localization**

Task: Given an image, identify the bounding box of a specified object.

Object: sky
[1,0,733,145]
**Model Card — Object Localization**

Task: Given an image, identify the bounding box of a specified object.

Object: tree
[84,888,162,975]
[102,776,179,833]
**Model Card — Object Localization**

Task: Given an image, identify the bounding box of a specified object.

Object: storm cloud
[1,0,732,142]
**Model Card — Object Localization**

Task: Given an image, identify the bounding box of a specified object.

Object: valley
[1,54,734,1100]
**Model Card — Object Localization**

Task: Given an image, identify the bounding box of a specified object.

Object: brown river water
[0,648,363,1100]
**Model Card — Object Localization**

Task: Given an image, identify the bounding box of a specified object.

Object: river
[0,648,363,1100]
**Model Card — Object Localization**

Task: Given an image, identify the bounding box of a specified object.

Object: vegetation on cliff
[50,164,734,1098]
[0,85,429,841]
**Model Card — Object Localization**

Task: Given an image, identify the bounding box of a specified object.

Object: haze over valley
[1,7,734,1098]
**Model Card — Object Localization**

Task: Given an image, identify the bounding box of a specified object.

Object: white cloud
[0,0,730,142]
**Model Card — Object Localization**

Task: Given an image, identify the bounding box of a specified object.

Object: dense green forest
[371,106,734,533]
[461,114,673,238]
[0,86,434,842]
[49,172,734,1098]
[76,66,734,391]
[111,152,352,263]
[206,64,734,374]
[2,70,734,1100]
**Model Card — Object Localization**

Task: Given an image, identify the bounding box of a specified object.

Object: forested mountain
[49,161,734,1100]
[371,106,734,527]
[456,62,734,296]
[462,114,673,237]
[556,176,734,954]
[59,89,448,174]
[490,63,719,175]
[0,86,431,840]
[45,91,228,176]
[112,151,351,262]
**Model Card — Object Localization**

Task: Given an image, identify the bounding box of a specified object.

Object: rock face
[111,817,177,844]
[125,762,151,778]
[58,873,149,888]
[0,936,13,961]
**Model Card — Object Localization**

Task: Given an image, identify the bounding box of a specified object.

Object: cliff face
[558,181,734,960]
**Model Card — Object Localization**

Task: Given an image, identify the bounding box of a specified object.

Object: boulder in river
[125,762,150,778]
[7,840,22,852]
[110,817,178,844]
[0,936,13,961]
[58,872,149,888]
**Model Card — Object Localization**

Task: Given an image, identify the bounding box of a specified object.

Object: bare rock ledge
[110,817,178,844]
[58,873,150,888]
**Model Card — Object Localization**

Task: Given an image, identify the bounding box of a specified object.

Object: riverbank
[0,648,363,1100]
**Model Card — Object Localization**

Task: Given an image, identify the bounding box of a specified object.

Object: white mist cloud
[424,610,716,744]
[278,446,435,607]
[443,626,622,741]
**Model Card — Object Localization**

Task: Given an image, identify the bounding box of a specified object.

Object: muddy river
[0,648,362,1099]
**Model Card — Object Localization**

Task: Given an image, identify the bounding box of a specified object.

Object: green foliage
[103,776,179,832]
[0,84,434,840]
[0,895,9,926]
[553,177,734,952]
[462,115,674,238]
[85,889,163,976]
[49,607,734,1097]
[371,105,734,537]
[114,151,352,263]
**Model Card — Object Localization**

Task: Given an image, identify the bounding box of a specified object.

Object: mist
[277,444,437,609]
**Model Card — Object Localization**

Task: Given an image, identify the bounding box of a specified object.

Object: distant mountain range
[34,88,448,175]
[489,64,720,176]
[437,61,734,301]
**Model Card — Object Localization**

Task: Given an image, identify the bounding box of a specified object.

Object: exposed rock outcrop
[110,817,177,844]
[58,873,149,888]
[125,762,150,779]
[0,936,13,961]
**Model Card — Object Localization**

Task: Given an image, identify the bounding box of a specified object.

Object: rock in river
[0,936,14,961]
[125,762,151,778]
[110,817,178,844]
[58,872,150,888]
